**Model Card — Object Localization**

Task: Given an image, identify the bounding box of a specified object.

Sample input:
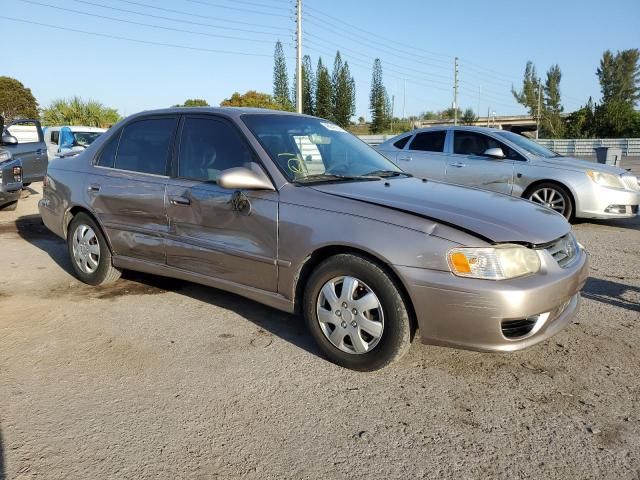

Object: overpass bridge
[416,115,539,133]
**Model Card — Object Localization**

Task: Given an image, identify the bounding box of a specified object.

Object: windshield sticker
[320,122,346,133]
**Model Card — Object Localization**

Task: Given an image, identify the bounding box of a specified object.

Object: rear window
[393,135,411,149]
[409,131,446,152]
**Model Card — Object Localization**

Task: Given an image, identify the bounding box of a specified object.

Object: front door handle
[448,162,467,168]
[87,184,100,192]
[398,156,412,161]
[169,195,191,206]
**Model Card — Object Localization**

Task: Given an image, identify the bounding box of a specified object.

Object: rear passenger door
[88,115,178,264]
[400,130,448,180]
[5,120,48,183]
[165,115,278,292]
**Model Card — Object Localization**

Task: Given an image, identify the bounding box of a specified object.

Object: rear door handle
[398,156,412,161]
[169,195,191,206]
[448,162,467,168]
[88,184,100,192]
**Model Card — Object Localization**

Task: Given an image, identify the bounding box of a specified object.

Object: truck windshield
[495,131,561,158]
[241,114,402,183]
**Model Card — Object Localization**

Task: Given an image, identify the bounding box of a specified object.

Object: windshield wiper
[363,169,412,178]
[295,173,381,184]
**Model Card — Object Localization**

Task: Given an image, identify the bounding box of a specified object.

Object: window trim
[171,113,273,187]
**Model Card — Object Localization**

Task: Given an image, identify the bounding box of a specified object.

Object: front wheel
[303,254,412,371]
[67,213,121,285]
[526,182,574,220]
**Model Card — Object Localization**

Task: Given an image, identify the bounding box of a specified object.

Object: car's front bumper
[575,182,640,219]
[396,246,589,352]
[0,182,22,207]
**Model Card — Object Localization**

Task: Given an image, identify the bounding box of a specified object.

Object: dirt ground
[0,185,638,480]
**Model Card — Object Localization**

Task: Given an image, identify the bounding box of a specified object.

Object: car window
[178,117,255,182]
[96,131,120,168]
[51,130,59,145]
[393,135,411,149]
[409,131,446,152]
[115,118,177,175]
[6,122,41,144]
[453,131,523,160]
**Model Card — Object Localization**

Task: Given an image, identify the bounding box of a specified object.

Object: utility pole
[535,76,542,139]
[477,85,481,121]
[295,0,302,113]
[453,57,459,126]
[391,94,395,133]
[487,107,490,127]
[402,79,406,120]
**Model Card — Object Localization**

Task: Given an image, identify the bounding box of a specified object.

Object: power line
[67,0,289,37]
[0,16,277,57]
[94,0,289,30]
[180,0,291,17]
[16,0,285,43]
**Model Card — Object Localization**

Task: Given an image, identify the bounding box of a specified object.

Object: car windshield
[241,114,403,183]
[73,131,103,147]
[495,131,561,158]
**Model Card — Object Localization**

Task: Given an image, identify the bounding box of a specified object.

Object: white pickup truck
[43,126,106,159]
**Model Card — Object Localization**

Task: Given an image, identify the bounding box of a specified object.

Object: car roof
[126,107,317,120]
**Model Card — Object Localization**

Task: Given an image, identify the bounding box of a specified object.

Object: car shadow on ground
[582,277,640,313]
[575,216,640,231]
[8,214,322,360]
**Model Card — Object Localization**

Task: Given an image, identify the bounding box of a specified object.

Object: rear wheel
[303,254,412,371]
[67,213,121,285]
[526,182,573,220]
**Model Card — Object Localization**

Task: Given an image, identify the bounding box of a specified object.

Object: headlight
[0,150,11,163]
[447,244,541,280]
[586,170,624,189]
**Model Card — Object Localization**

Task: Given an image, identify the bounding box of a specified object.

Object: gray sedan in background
[377,126,640,220]
[39,108,588,370]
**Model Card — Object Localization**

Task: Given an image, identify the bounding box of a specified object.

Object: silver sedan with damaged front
[39,108,589,371]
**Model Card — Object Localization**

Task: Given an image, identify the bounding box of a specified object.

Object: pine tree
[315,58,333,121]
[512,61,541,117]
[332,52,355,127]
[273,41,292,111]
[369,59,390,133]
[301,55,315,116]
[542,64,565,138]
[595,49,640,137]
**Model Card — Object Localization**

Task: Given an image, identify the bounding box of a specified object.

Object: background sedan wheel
[67,213,121,286]
[527,182,573,220]
[304,254,412,371]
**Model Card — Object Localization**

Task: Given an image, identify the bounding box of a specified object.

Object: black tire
[303,254,412,371]
[67,212,121,286]
[0,200,18,211]
[525,182,574,221]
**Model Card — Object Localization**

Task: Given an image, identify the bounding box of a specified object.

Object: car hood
[536,155,627,175]
[311,177,570,245]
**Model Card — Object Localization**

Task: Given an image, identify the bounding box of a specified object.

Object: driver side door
[165,115,279,292]
[445,130,521,195]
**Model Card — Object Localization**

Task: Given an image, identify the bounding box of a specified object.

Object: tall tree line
[272,42,356,127]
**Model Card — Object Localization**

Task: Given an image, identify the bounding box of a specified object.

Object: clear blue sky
[3,0,639,119]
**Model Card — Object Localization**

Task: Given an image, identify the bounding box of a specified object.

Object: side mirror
[483,147,506,159]
[217,166,275,191]
[1,134,18,145]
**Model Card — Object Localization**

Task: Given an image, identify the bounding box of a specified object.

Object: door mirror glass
[217,166,274,191]
[483,147,506,159]
[1,134,18,145]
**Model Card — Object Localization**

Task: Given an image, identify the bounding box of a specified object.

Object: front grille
[622,174,640,191]
[545,234,578,268]
[501,318,537,339]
